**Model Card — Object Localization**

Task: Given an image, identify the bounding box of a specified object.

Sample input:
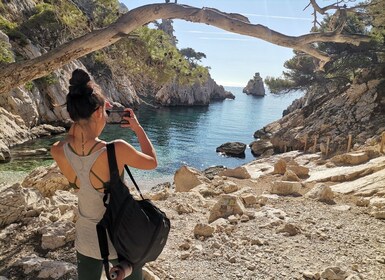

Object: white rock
[17,254,76,279]
[305,183,335,203]
[174,166,210,192]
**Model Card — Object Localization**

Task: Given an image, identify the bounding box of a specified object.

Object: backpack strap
[124,164,145,200]
[96,142,119,280]
[96,223,111,280]
[107,142,120,186]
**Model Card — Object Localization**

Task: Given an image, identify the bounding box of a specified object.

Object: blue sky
[121,0,314,87]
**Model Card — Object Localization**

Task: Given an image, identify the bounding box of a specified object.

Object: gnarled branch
[0,3,371,95]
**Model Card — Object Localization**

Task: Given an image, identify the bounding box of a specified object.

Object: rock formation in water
[243,72,265,96]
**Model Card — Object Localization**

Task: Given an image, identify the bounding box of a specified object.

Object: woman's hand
[120,108,141,132]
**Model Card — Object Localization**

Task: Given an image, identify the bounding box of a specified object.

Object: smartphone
[107,109,130,124]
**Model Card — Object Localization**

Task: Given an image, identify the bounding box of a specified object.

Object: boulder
[0,183,46,227]
[39,220,75,250]
[331,152,370,166]
[270,181,302,196]
[194,223,215,238]
[304,183,335,203]
[249,139,274,156]
[218,166,251,179]
[273,159,287,175]
[216,142,246,157]
[22,163,69,197]
[174,165,210,192]
[208,194,246,223]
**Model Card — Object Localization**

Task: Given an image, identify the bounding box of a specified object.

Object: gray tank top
[63,143,118,260]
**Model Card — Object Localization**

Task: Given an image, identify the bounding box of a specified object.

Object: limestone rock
[243,72,265,96]
[249,139,273,156]
[270,181,302,196]
[16,254,76,279]
[216,142,246,157]
[287,160,309,178]
[305,183,335,203]
[283,170,300,181]
[222,181,239,194]
[331,152,370,166]
[320,266,347,280]
[273,159,287,175]
[174,166,210,192]
[0,183,45,227]
[208,194,246,223]
[39,220,75,250]
[143,267,161,280]
[22,165,67,197]
[194,223,215,238]
[218,166,251,179]
[156,75,234,106]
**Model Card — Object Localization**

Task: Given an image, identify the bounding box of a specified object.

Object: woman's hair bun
[70,69,91,86]
[68,69,93,96]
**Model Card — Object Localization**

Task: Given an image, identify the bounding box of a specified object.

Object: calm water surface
[1,87,302,187]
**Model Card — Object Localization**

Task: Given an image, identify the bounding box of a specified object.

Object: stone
[216,142,246,157]
[249,140,273,156]
[143,267,161,280]
[194,223,215,237]
[22,163,69,197]
[331,152,370,166]
[287,161,309,178]
[208,194,246,223]
[39,220,76,250]
[222,181,239,194]
[17,255,76,279]
[305,183,335,203]
[320,266,347,280]
[241,194,257,206]
[276,223,301,236]
[174,165,210,192]
[283,169,300,181]
[273,159,287,175]
[270,181,302,196]
[0,183,46,227]
[218,166,251,179]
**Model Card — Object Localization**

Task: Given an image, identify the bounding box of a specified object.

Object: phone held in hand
[107,109,130,124]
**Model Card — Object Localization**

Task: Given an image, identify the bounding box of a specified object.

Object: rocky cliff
[0,0,233,161]
[156,75,235,106]
[254,67,385,156]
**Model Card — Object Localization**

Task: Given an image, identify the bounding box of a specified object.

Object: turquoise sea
[0,87,302,188]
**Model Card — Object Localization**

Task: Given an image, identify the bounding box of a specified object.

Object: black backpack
[96,142,170,279]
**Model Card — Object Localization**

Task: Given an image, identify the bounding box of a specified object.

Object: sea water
[1,87,302,187]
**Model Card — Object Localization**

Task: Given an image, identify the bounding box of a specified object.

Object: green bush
[0,41,13,64]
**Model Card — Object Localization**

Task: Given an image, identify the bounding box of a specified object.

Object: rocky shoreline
[1,142,385,279]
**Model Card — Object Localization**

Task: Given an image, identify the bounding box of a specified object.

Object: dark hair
[66,69,105,121]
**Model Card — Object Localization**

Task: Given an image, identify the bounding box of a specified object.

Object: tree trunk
[0,3,370,95]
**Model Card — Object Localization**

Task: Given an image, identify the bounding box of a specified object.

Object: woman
[51,68,157,280]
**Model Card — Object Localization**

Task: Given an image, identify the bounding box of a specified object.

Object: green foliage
[0,41,13,64]
[17,1,88,49]
[180,47,207,65]
[95,26,208,90]
[266,9,384,94]
[93,0,120,27]
[37,73,58,86]
[264,76,296,94]
[0,15,28,46]
[24,81,34,91]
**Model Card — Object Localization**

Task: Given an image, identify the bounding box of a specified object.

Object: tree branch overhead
[0,3,371,95]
